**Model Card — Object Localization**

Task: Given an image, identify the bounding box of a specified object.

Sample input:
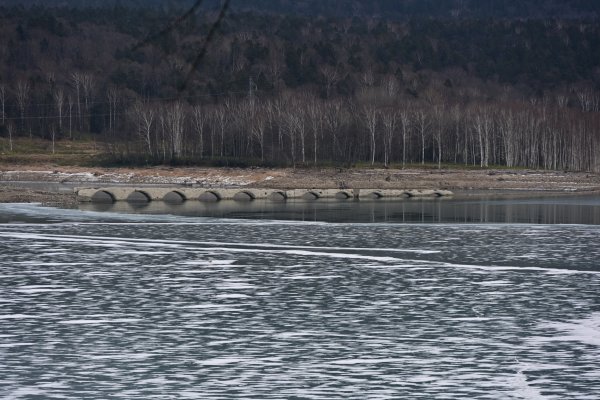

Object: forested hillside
[3,0,600,19]
[1,3,599,170]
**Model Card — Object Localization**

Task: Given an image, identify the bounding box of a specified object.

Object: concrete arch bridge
[76,187,453,204]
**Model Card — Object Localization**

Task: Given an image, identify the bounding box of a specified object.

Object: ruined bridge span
[76,187,453,203]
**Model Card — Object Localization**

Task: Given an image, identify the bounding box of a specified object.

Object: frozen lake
[1,200,599,399]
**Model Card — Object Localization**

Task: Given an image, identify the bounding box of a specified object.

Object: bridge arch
[268,191,287,202]
[198,191,221,202]
[364,191,383,199]
[335,191,351,200]
[127,190,151,203]
[233,191,255,202]
[163,191,186,204]
[302,191,320,200]
[91,190,116,203]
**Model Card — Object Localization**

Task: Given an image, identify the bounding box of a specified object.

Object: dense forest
[1,2,599,170]
[3,0,600,19]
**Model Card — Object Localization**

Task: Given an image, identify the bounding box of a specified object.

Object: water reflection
[79,195,600,224]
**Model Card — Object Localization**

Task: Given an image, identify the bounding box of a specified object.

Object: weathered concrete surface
[285,189,356,199]
[76,187,453,203]
[358,189,410,199]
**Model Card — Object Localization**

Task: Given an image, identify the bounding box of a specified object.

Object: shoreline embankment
[1,165,600,206]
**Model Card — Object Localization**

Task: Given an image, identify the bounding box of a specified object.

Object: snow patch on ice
[0,314,39,320]
[534,313,600,347]
[198,357,247,366]
[58,318,141,325]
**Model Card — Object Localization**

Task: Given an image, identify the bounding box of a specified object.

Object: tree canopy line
[0,4,599,171]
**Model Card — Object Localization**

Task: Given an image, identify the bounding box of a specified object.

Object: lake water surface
[1,197,599,399]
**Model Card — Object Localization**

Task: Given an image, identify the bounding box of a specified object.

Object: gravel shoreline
[1,165,600,206]
[0,187,79,207]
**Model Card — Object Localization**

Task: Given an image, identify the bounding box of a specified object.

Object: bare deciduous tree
[307,100,325,165]
[320,65,339,99]
[363,105,379,165]
[67,95,74,139]
[450,105,462,164]
[214,104,228,158]
[15,80,30,133]
[7,122,14,151]
[267,49,283,90]
[167,102,185,157]
[381,108,397,167]
[249,104,267,161]
[416,109,430,165]
[432,105,445,169]
[282,111,298,167]
[324,100,344,161]
[192,105,206,159]
[576,88,599,112]
[107,86,118,133]
[53,87,65,132]
[472,107,492,167]
[81,73,95,131]
[51,124,56,154]
[360,68,375,88]
[158,110,167,161]
[499,110,516,167]
[132,101,155,155]
[0,83,6,125]
[399,108,411,168]
[382,75,398,99]
[556,94,568,109]
[272,97,286,153]
[71,72,82,130]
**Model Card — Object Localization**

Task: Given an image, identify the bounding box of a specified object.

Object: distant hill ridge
[1,0,599,19]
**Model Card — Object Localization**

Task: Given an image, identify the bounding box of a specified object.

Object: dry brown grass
[0,137,102,166]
